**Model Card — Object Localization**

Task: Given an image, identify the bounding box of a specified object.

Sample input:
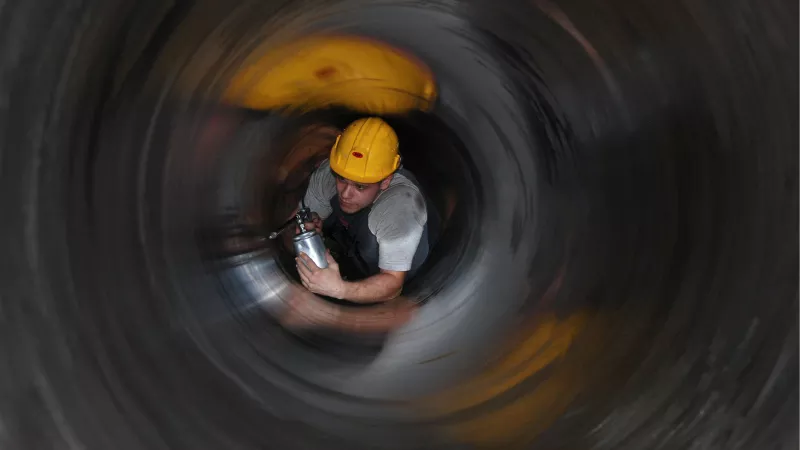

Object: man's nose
[340,185,354,199]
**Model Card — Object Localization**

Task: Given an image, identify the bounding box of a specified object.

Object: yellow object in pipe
[224,35,437,114]
[415,312,591,449]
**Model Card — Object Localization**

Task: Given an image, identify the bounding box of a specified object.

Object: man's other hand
[295,212,322,235]
[296,251,345,299]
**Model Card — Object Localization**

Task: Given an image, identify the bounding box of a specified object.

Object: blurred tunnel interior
[1,0,797,449]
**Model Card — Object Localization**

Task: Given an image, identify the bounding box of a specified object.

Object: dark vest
[322,168,439,281]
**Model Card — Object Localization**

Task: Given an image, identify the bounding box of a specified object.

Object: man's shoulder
[375,170,425,209]
[377,180,423,205]
[370,178,427,227]
[309,159,334,184]
[386,170,422,193]
[306,158,336,205]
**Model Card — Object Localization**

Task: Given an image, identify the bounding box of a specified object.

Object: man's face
[333,171,392,214]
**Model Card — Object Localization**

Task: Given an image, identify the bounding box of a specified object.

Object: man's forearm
[340,273,403,303]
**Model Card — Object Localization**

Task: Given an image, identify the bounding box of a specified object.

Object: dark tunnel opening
[198,106,484,364]
[1,0,797,449]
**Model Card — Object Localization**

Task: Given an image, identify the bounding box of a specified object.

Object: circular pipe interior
[2,0,797,449]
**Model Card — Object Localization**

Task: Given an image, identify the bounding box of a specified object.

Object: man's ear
[379,174,393,190]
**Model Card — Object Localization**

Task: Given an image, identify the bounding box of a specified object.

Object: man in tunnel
[292,116,439,305]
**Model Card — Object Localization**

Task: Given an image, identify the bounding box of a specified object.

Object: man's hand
[295,212,322,235]
[296,251,346,299]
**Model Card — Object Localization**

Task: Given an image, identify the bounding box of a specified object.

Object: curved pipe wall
[1,0,796,449]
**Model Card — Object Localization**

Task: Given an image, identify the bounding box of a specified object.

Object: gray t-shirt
[301,159,428,272]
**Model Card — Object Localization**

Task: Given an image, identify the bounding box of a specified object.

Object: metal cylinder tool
[271,205,328,269]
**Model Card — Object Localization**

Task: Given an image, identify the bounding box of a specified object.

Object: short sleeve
[300,159,336,220]
[369,185,428,272]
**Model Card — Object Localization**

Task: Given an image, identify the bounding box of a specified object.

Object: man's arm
[280,159,333,249]
[296,184,426,304]
[296,253,406,304]
[299,159,335,220]
[340,269,406,303]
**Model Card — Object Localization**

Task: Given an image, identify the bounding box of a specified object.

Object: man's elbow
[379,271,407,302]
[385,286,403,301]
[378,282,403,302]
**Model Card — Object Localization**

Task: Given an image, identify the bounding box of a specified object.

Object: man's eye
[355,185,366,191]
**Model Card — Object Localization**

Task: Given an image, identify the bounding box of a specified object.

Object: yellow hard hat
[329,118,400,184]
[224,35,437,115]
